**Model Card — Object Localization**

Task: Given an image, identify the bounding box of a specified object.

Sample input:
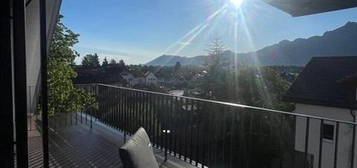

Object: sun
[230,0,244,8]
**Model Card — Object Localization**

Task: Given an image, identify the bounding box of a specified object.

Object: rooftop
[284,56,357,108]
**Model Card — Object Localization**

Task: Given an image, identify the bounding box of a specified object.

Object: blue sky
[60,0,357,65]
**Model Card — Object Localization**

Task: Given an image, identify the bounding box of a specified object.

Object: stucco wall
[295,103,356,168]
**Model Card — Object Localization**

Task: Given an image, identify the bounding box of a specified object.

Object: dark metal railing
[75,83,357,168]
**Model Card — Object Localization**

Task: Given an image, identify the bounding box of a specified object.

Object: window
[322,124,334,140]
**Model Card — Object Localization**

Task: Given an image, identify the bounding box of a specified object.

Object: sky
[60,0,357,65]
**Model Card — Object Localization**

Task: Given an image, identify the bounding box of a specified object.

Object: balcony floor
[29,115,123,168]
[28,114,189,168]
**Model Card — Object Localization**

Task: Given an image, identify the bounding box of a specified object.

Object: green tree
[199,38,226,99]
[109,58,117,65]
[174,61,181,74]
[82,53,100,68]
[48,15,96,115]
[102,57,109,67]
[118,59,125,67]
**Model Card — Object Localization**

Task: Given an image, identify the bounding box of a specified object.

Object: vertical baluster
[351,123,356,168]
[129,90,133,134]
[164,96,169,161]
[228,108,234,168]
[304,117,310,168]
[135,91,139,131]
[189,99,194,164]
[120,88,123,131]
[195,100,200,167]
[121,88,124,130]
[105,86,108,125]
[155,95,160,147]
[318,119,324,168]
[174,96,178,158]
[95,84,99,121]
[136,91,139,129]
[184,98,189,161]
[333,122,339,168]
[202,101,208,167]
[151,94,155,145]
[111,87,114,126]
[140,92,143,130]
[114,88,117,129]
[123,89,127,141]
[106,87,109,126]
[207,102,212,167]
[179,96,184,159]
[102,86,105,124]
[140,92,143,128]
[116,88,120,130]
[110,87,113,127]
[116,88,119,128]
[169,96,174,157]
[158,95,163,150]
[212,103,218,167]
[133,91,137,130]
[115,87,118,129]
[126,89,130,135]
[105,86,108,124]
[106,86,109,124]
[145,93,149,133]
[221,105,226,167]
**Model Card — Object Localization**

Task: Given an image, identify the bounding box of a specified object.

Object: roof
[144,71,155,77]
[284,56,357,108]
[74,68,124,84]
[262,0,357,16]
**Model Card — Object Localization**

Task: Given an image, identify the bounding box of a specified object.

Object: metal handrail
[96,83,357,125]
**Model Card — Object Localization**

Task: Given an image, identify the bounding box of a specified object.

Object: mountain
[146,22,357,66]
[146,55,206,66]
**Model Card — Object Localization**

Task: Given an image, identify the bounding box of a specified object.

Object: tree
[118,59,125,67]
[48,15,96,115]
[206,38,225,71]
[102,57,109,67]
[82,53,100,68]
[174,61,181,74]
[199,38,226,99]
[109,59,117,65]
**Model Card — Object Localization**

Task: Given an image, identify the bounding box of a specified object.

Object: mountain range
[146,22,357,66]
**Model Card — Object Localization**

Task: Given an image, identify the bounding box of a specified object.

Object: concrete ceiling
[262,0,357,16]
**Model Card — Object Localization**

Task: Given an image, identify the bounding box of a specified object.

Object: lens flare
[230,0,244,8]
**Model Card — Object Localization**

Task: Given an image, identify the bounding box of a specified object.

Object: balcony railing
[77,83,357,168]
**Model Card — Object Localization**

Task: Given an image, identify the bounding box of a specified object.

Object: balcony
[27,83,357,168]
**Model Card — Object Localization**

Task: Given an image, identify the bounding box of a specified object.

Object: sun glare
[230,0,244,8]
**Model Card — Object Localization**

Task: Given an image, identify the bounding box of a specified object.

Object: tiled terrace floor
[28,115,123,168]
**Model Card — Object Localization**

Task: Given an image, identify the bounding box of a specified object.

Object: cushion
[119,127,159,168]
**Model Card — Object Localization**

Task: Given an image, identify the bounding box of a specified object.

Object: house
[284,56,357,168]
[120,72,138,86]
[144,72,158,85]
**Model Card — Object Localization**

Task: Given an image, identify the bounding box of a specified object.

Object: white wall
[145,73,158,85]
[121,73,137,86]
[295,103,357,168]
[25,0,61,114]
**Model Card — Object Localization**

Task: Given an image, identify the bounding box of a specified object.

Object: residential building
[144,72,158,85]
[120,72,138,86]
[285,56,357,168]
